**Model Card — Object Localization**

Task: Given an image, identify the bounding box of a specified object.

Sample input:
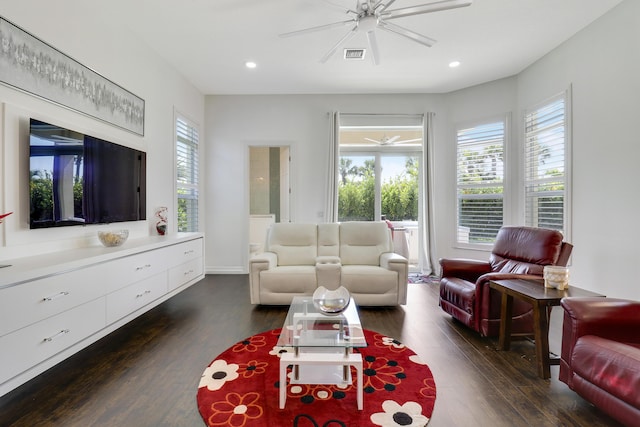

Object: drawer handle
[135,264,152,271]
[44,329,70,342]
[184,249,195,255]
[136,290,152,298]
[43,291,70,301]
[183,269,194,276]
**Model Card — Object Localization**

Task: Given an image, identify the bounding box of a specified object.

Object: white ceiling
[97,0,623,95]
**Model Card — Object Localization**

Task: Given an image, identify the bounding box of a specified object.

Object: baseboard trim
[205,266,246,274]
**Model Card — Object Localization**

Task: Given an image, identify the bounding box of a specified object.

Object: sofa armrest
[249,251,278,304]
[250,251,277,269]
[380,252,407,268]
[477,272,543,285]
[316,256,341,265]
[381,252,408,305]
[559,297,640,384]
[561,297,640,343]
[439,258,492,282]
[316,256,342,289]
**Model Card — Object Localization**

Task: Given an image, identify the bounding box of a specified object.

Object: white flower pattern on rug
[370,400,429,427]
[269,345,294,357]
[199,359,239,391]
[382,336,406,349]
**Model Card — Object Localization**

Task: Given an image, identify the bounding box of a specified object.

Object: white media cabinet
[0,232,204,397]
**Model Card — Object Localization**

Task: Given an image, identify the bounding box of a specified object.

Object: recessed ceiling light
[245,61,257,69]
[449,61,461,68]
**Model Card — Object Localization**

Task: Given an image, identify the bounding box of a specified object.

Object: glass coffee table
[277,295,367,410]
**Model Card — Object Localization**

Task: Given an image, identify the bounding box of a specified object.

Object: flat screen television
[29,118,146,229]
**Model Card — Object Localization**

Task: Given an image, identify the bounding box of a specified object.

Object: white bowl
[98,230,129,247]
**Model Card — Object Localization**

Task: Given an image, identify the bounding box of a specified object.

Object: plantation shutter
[176,115,199,232]
[524,95,567,233]
[456,120,505,244]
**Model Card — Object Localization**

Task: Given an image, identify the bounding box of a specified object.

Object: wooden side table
[489,278,604,379]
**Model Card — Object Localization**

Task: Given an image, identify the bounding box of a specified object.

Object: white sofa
[249,222,408,306]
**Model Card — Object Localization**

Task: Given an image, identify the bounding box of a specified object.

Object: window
[524,92,570,235]
[456,119,505,245]
[176,114,200,232]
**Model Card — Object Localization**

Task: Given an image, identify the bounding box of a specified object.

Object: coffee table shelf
[278,296,367,410]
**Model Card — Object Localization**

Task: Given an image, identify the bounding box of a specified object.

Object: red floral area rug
[197,328,436,427]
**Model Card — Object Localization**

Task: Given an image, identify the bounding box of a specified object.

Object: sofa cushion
[259,266,317,294]
[267,223,318,266]
[489,226,563,273]
[341,265,398,294]
[572,335,640,409]
[339,221,391,266]
[318,223,340,257]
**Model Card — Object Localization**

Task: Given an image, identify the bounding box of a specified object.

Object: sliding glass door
[337,114,423,270]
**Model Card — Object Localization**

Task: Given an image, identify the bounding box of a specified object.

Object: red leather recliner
[560,297,640,427]
[439,226,572,337]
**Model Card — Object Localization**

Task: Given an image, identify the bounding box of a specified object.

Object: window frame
[454,115,508,249]
[175,111,201,233]
[523,89,572,240]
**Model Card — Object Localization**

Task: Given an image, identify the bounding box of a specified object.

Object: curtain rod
[338,113,426,117]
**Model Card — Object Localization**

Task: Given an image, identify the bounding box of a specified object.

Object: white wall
[517,0,640,299]
[205,0,640,301]
[0,2,205,260]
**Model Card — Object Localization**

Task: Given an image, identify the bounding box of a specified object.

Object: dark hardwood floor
[0,275,622,426]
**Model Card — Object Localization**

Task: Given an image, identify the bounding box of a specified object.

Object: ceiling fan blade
[377,21,437,47]
[279,19,357,38]
[394,138,423,144]
[318,0,358,15]
[366,30,380,65]
[386,135,401,144]
[364,137,382,144]
[375,0,397,14]
[381,0,472,20]
[320,25,359,63]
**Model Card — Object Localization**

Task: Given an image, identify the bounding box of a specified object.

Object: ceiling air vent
[344,48,366,60]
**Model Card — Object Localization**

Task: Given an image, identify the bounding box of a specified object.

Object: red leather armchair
[439,226,572,337]
[560,297,640,427]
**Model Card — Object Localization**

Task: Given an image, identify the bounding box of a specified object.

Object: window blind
[176,116,199,232]
[524,96,566,233]
[456,120,505,244]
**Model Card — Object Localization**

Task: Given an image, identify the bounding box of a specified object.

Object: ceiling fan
[279,0,473,65]
[365,135,422,145]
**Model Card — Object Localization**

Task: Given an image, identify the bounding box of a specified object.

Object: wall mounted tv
[29,118,146,229]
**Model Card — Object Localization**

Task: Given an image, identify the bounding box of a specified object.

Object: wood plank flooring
[0,275,623,426]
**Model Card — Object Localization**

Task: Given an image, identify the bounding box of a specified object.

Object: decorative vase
[312,285,351,314]
[155,207,168,235]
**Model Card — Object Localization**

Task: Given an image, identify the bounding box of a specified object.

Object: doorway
[249,146,290,253]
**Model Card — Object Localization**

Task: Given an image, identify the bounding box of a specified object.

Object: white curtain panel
[420,112,436,275]
[325,111,340,223]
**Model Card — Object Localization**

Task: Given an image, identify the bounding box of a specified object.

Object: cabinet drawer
[0,298,105,385]
[168,258,203,291]
[103,250,168,294]
[165,238,203,269]
[106,273,168,324]
[0,264,109,337]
